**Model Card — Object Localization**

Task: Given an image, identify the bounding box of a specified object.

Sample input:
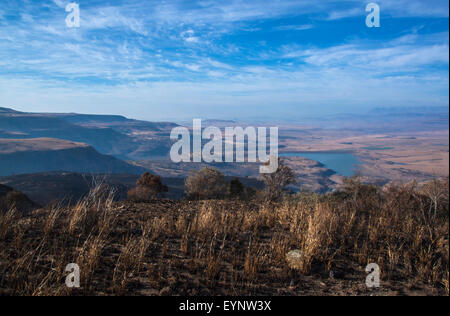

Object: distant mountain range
[295,106,450,132]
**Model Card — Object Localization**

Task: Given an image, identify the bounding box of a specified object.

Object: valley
[0,106,448,203]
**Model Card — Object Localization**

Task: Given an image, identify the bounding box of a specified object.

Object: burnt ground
[1,197,446,296]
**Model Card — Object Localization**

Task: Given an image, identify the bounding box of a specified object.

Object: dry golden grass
[0,179,448,296]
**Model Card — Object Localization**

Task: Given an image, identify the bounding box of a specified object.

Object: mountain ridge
[0,107,177,160]
[0,138,147,177]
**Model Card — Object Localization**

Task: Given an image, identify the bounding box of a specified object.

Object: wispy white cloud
[281,31,449,73]
[51,0,68,9]
[283,43,449,72]
[0,0,448,119]
[273,24,315,31]
[377,0,449,18]
[80,6,149,35]
[327,8,362,21]
[181,29,201,43]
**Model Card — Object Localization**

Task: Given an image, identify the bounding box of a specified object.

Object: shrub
[228,178,245,199]
[244,186,257,200]
[262,158,296,201]
[185,168,227,200]
[128,173,168,201]
[340,176,380,200]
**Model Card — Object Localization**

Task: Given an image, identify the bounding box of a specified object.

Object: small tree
[128,172,168,201]
[262,158,296,201]
[421,178,449,220]
[229,178,245,199]
[185,167,227,200]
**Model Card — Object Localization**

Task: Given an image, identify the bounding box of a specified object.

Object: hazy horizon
[2,104,449,124]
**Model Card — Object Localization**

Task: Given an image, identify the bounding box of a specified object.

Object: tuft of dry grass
[0,208,17,240]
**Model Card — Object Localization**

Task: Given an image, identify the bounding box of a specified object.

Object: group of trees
[128,159,296,202]
[184,167,258,200]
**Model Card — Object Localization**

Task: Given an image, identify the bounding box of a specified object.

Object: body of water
[280,152,360,177]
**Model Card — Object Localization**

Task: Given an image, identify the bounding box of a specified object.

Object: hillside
[0,138,147,177]
[0,184,39,214]
[0,173,135,206]
[0,172,264,206]
[0,114,137,158]
[45,113,178,134]
[0,179,447,296]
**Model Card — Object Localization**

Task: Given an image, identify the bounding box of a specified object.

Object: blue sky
[0,0,448,121]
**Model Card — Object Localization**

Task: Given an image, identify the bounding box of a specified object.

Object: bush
[228,178,245,199]
[128,173,168,201]
[244,186,257,200]
[340,176,380,200]
[185,168,227,200]
[262,158,296,201]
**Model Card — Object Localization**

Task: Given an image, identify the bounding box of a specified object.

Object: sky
[0,0,448,121]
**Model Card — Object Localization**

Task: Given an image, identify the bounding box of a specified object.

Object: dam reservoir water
[279,152,360,177]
